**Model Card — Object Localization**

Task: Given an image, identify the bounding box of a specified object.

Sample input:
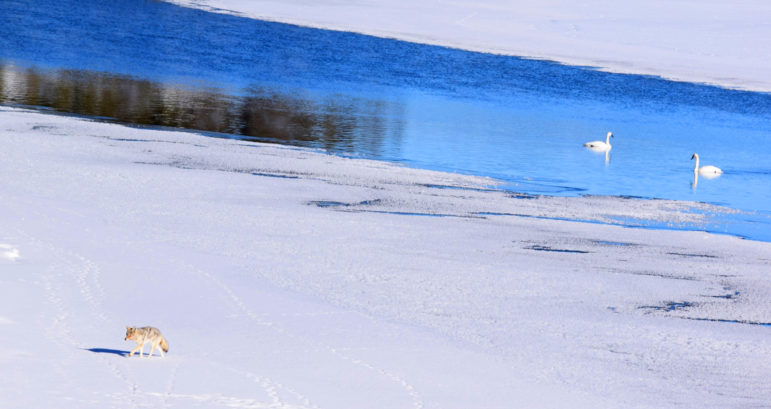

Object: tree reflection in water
[0,63,405,157]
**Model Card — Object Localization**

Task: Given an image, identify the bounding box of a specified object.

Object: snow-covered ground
[163,0,771,92]
[2,107,771,408]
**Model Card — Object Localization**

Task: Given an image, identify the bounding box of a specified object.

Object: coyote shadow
[84,347,130,357]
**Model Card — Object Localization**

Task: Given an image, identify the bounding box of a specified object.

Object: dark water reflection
[0,64,404,156]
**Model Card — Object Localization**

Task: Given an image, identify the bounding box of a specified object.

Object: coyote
[124,326,169,358]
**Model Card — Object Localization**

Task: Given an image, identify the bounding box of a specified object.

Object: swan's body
[583,132,613,151]
[691,153,722,177]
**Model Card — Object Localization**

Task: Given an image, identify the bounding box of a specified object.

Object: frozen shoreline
[2,107,771,408]
[162,0,771,93]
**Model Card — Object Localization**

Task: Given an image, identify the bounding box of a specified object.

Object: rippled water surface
[1,0,770,240]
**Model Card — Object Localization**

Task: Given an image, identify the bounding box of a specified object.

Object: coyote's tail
[161,337,169,353]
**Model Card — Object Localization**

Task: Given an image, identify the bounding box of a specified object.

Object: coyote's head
[125,326,137,341]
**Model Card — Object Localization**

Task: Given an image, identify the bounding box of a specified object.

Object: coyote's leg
[153,339,164,358]
[130,343,143,357]
[148,341,158,358]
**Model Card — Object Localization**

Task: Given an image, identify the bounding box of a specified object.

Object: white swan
[691,153,722,178]
[583,131,613,151]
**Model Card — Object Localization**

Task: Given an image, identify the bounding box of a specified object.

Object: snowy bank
[1,107,771,408]
[162,0,771,92]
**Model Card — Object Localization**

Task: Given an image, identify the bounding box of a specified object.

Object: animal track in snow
[189,262,423,409]
[147,391,311,409]
[27,233,145,408]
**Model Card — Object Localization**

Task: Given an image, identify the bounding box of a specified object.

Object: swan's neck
[605,134,611,145]
[693,156,700,172]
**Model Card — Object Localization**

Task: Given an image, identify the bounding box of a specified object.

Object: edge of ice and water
[162,0,771,93]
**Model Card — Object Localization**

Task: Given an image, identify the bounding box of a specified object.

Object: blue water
[1,0,770,241]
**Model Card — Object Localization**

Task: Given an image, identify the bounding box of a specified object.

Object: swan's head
[691,153,699,160]
[607,132,613,138]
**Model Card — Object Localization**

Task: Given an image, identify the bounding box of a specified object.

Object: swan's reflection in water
[584,144,611,164]
[691,168,722,190]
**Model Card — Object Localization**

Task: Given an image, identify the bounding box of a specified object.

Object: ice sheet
[2,107,770,408]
